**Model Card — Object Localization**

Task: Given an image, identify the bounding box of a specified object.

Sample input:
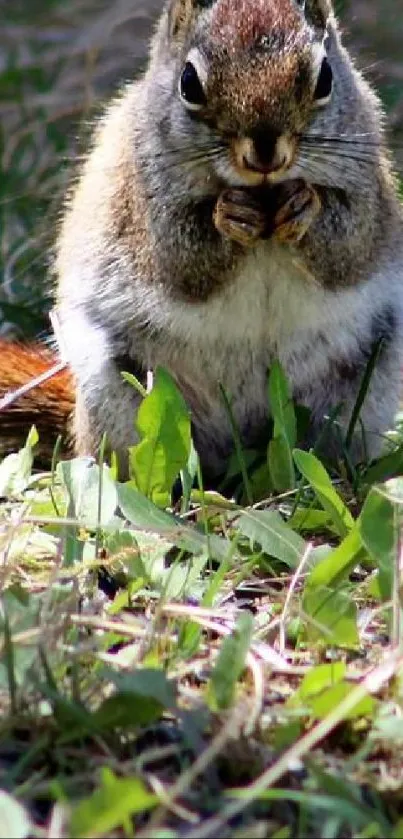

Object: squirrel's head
[151,0,338,187]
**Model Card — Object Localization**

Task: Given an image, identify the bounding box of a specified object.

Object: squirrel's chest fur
[126,242,391,460]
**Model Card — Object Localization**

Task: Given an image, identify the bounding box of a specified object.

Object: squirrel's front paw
[213,188,267,246]
[273,180,321,243]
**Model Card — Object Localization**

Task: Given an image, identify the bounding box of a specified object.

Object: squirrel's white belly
[138,243,394,468]
[151,242,387,390]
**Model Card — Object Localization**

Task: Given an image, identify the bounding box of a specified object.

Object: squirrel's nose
[236,130,293,177]
[249,128,281,171]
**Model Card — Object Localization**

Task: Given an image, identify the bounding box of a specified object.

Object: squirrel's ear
[305,0,332,29]
[169,0,213,40]
[169,0,194,39]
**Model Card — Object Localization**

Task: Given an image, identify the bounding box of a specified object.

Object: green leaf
[0,425,38,497]
[129,366,191,505]
[293,449,354,538]
[296,661,347,697]
[0,791,32,839]
[269,360,297,447]
[105,667,177,707]
[309,682,374,720]
[302,585,359,648]
[362,443,403,486]
[95,693,163,730]
[290,663,374,720]
[95,668,176,730]
[268,435,295,493]
[162,553,208,600]
[306,526,364,591]
[392,821,403,839]
[0,590,40,689]
[289,508,333,534]
[118,482,180,532]
[359,486,395,600]
[117,482,231,562]
[207,612,254,710]
[237,509,306,569]
[70,768,157,838]
[57,458,118,527]
[268,361,296,491]
[273,720,302,750]
[303,526,364,648]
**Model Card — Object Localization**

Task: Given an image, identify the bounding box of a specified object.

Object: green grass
[2,368,403,837]
[2,1,403,835]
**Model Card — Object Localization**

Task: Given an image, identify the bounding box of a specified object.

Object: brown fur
[211,0,301,50]
[0,341,74,463]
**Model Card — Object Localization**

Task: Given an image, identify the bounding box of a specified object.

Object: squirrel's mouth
[231,134,295,186]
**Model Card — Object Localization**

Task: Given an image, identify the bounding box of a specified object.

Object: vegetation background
[2,4,403,836]
[1,0,403,340]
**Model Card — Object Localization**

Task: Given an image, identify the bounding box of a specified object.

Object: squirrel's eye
[314,56,333,105]
[179,61,206,110]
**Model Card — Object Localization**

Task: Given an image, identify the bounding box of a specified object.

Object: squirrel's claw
[273,181,321,243]
[213,188,267,247]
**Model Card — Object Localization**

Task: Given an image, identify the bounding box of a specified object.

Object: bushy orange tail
[0,340,74,464]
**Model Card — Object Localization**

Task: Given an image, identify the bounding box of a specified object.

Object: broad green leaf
[57,458,118,526]
[70,768,157,838]
[0,590,40,688]
[273,720,302,750]
[237,509,306,568]
[269,360,297,447]
[302,586,359,648]
[117,482,231,562]
[129,366,191,505]
[308,682,374,720]
[359,486,395,600]
[306,525,364,590]
[363,443,403,486]
[296,661,346,698]
[0,792,32,839]
[268,434,295,493]
[118,481,180,532]
[106,528,170,591]
[0,425,38,497]
[117,529,208,602]
[207,612,254,710]
[95,692,165,730]
[293,449,354,537]
[105,667,176,708]
[290,663,373,720]
[268,361,296,491]
[248,459,273,501]
[95,668,176,730]
[289,508,333,534]
[190,489,238,510]
[161,553,208,600]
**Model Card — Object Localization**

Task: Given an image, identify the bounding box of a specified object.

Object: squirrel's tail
[0,339,74,465]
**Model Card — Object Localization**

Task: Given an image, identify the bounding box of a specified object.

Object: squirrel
[1,0,403,483]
